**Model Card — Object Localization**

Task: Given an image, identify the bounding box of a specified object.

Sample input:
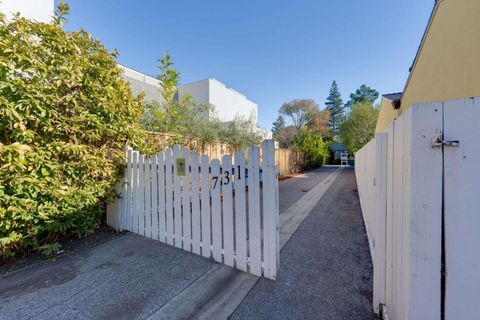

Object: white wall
[179,78,258,125]
[208,79,257,123]
[0,0,54,23]
[119,64,163,103]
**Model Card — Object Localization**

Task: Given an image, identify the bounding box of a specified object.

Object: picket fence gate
[107,140,280,280]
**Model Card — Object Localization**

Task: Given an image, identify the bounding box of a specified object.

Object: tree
[141,53,194,134]
[273,99,330,147]
[0,4,151,256]
[292,128,330,169]
[272,115,286,137]
[141,55,261,150]
[345,84,379,108]
[219,115,262,151]
[279,99,319,131]
[325,81,344,137]
[273,125,297,148]
[339,102,379,154]
[311,108,331,138]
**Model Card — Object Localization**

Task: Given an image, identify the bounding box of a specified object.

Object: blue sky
[62,0,434,130]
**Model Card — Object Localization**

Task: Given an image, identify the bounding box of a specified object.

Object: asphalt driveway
[0,167,373,320]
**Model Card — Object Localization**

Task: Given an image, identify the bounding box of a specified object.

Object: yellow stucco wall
[375,98,398,132]
[376,0,480,132]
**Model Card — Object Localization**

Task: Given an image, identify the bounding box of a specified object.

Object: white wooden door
[444,98,480,319]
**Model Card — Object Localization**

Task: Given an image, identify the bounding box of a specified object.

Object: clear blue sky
[62,0,434,130]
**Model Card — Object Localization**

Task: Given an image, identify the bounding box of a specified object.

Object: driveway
[0,167,373,320]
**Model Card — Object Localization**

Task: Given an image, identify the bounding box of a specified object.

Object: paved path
[230,167,373,320]
[0,166,373,320]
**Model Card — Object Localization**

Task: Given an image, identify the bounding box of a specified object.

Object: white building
[120,66,272,139]
[179,78,258,124]
[179,79,272,139]
[118,65,163,104]
[0,0,54,23]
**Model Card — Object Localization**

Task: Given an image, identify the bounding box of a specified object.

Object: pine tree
[325,80,344,137]
[272,115,286,137]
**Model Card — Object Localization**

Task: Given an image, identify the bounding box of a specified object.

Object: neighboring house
[119,64,163,104]
[0,0,53,23]
[330,142,347,161]
[178,78,258,123]
[120,67,272,139]
[178,78,272,139]
[375,93,402,133]
[375,0,480,132]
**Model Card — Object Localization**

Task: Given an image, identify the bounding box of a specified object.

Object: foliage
[292,129,330,169]
[220,115,262,151]
[278,99,318,130]
[140,53,194,134]
[310,108,331,138]
[339,102,379,154]
[140,54,261,150]
[272,115,286,137]
[273,99,330,148]
[0,7,151,257]
[325,80,344,137]
[345,84,379,109]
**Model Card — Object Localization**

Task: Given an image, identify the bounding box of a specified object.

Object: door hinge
[432,134,460,148]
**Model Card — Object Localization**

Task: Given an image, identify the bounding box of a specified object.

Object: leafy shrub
[292,129,330,169]
[339,102,379,154]
[0,9,151,257]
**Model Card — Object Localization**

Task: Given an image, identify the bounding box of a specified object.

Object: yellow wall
[376,0,480,132]
[375,98,398,132]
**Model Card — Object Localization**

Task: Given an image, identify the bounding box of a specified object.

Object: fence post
[262,139,279,279]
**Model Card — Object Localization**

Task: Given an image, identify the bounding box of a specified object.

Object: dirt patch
[0,227,125,276]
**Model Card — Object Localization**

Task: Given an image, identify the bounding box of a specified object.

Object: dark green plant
[339,102,379,154]
[0,5,151,257]
[292,129,330,169]
[325,80,345,137]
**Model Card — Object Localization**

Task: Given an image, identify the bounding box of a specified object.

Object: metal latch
[432,134,460,148]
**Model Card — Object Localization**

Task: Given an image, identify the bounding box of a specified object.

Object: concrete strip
[148,167,343,320]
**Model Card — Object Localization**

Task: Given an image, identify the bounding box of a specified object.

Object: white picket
[211,159,222,262]
[234,151,247,272]
[139,155,146,236]
[132,151,140,234]
[145,157,152,238]
[200,155,211,258]
[181,148,192,252]
[191,152,201,255]
[125,148,133,232]
[262,140,279,279]
[158,152,166,242]
[151,155,159,240]
[165,148,174,245]
[222,155,235,267]
[248,146,262,277]
[173,145,182,249]
[108,142,279,280]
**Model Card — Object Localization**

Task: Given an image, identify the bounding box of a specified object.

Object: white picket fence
[107,140,280,280]
[356,98,480,319]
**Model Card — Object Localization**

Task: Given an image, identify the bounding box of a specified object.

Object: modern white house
[118,65,163,104]
[178,78,258,124]
[120,65,272,139]
[0,0,54,23]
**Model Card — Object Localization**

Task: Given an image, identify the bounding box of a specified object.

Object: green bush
[0,10,150,257]
[292,129,330,169]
